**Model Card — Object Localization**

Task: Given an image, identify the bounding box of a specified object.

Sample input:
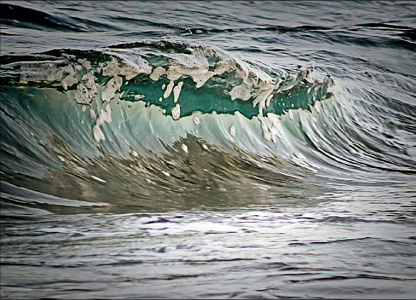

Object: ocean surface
[1,1,416,299]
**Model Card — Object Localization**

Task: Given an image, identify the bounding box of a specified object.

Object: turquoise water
[1,1,416,299]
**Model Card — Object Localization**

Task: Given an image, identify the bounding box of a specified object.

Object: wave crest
[0,40,334,142]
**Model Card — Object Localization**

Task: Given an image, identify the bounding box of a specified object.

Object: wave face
[0,40,339,211]
[1,1,416,299]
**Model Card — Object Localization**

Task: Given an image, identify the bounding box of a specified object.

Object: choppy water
[1,1,416,299]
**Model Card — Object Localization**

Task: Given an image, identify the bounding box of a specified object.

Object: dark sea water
[1,1,416,299]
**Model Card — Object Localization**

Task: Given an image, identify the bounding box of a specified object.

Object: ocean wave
[0,40,337,210]
[1,40,415,212]
[0,40,334,142]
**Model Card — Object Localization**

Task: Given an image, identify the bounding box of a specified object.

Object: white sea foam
[102,76,122,102]
[150,66,166,81]
[61,74,78,90]
[172,104,181,120]
[100,55,152,80]
[14,42,326,142]
[163,80,175,99]
[173,81,184,103]
[93,104,112,142]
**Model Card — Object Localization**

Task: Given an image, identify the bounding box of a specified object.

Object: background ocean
[1,1,416,299]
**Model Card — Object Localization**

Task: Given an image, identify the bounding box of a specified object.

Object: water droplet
[230,125,236,136]
[193,116,200,125]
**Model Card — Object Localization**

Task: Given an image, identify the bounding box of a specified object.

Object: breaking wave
[1,40,414,212]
